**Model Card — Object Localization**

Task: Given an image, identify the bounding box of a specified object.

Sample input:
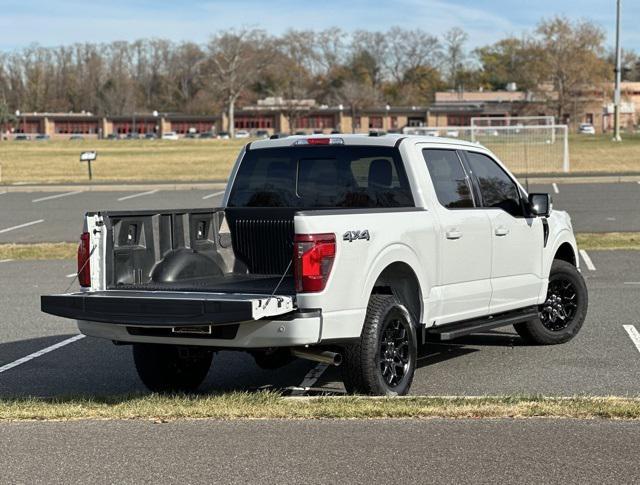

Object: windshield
[227,145,414,209]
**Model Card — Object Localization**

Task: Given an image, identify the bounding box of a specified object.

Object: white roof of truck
[249,133,482,150]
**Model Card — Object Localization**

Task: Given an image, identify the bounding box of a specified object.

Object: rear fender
[361,243,428,324]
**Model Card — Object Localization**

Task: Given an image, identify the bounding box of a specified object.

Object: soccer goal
[471,116,557,144]
[402,124,570,174]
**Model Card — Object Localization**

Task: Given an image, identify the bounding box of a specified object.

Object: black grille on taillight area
[225,209,295,275]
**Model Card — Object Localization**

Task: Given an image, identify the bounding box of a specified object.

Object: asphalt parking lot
[0,188,225,243]
[0,250,638,398]
[2,419,638,483]
[0,181,639,243]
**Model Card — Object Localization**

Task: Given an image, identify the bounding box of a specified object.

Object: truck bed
[100,207,295,295]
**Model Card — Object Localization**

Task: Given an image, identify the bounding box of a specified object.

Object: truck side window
[422,149,474,209]
[464,152,521,217]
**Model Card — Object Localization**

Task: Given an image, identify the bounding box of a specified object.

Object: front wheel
[342,295,417,396]
[514,260,588,345]
[133,344,213,393]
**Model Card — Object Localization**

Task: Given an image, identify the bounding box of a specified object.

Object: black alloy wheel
[379,316,411,388]
[539,278,579,331]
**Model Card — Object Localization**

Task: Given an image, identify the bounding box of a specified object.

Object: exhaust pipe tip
[291,348,342,366]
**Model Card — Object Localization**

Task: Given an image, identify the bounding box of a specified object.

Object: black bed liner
[113,274,294,295]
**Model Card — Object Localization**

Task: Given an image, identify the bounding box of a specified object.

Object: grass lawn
[0,134,639,184]
[1,393,639,421]
[0,138,246,184]
[568,133,640,173]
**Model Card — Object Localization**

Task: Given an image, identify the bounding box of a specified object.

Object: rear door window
[228,146,414,208]
[422,149,474,209]
[464,151,522,217]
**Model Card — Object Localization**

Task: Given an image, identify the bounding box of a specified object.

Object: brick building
[3,82,638,139]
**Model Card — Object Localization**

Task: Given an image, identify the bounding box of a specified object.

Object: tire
[133,344,213,393]
[342,295,417,396]
[514,260,588,345]
[250,348,295,370]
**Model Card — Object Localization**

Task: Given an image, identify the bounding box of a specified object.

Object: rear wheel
[133,344,213,393]
[342,295,417,396]
[514,260,588,345]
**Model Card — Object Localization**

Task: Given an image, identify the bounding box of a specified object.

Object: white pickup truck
[42,134,588,395]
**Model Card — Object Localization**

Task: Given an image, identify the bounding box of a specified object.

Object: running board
[427,306,539,341]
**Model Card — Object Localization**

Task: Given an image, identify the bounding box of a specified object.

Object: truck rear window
[227,146,414,208]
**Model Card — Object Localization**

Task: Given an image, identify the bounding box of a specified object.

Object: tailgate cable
[261,259,292,309]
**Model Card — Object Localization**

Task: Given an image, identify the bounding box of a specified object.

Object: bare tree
[443,27,469,89]
[335,79,379,133]
[535,16,608,121]
[207,28,273,136]
[386,27,441,84]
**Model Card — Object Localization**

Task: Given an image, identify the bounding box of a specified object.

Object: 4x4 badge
[343,230,370,242]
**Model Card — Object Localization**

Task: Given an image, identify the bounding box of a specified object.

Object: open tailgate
[41,291,295,326]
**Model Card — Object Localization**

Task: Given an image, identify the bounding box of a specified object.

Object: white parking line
[290,363,329,396]
[0,191,7,196]
[0,259,14,264]
[624,282,640,285]
[0,335,85,374]
[202,190,226,200]
[552,183,559,194]
[66,273,77,278]
[32,191,82,203]
[117,189,159,202]
[623,325,640,355]
[579,249,596,271]
[0,219,44,234]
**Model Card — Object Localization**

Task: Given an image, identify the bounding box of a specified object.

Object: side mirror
[527,193,551,217]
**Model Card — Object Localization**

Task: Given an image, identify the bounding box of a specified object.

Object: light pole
[613,0,622,142]
[15,109,24,134]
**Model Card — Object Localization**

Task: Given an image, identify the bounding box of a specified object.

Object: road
[0,250,638,398]
[1,418,638,484]
[1,181,639,242]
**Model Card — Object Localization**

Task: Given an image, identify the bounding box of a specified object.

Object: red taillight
[293,233,336,293]
[306,138,331,145]
[293,137,344,146]
[77,232,91,287]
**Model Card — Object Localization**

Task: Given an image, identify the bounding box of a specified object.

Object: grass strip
[0,393,639,421]
[0,242,77,260]
[0,233,638,262]
[576,232,640,250]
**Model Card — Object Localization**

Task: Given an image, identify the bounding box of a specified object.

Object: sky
[0,0,637,52]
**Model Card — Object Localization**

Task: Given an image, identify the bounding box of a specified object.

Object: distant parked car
[14,134,30,141]
[126,133,140,140]
[294,131,306,136]
[234,130,250,138]
[35,134,50,141]
[217,131,230,139]
[144,133,157,140]
[70,134,84,141]
[199,131,215,139]
[161,131,179,140]
[579,123,595,135]
[185,132,198,139]
[254,130,269,139]
[106,133,120,140]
